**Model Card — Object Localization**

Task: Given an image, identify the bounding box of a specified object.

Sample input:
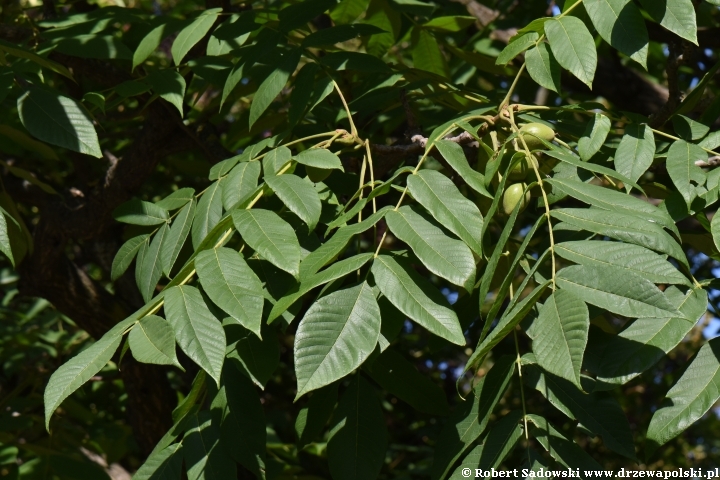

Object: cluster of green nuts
[499,123,556,215]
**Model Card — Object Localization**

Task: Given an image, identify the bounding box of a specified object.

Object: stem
[558,0,583,17]
[365,140,378,249]
[332,79,358,139]
[499,63,527,110]
[650,127,720,157]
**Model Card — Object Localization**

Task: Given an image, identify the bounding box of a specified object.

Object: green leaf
[206,12,255,56]
[0,212,13,267]
[183,410,236,480]
[386,206,475,291]
[666,139,707,208]
[164,285,226,385]
[465,281,551,373]
[191,180,223,249]
[161,199,195,277]
[672,114,710,141]
[279,0,336,31]
[646,336,720,457]
[171,9,222,65]
[421,16,475,32]
[250,48,301,128]
[44,329,122,430]
[133,443,183,480]
[592,287,707,387]
[269,253,374,323]
[156,187,195,210]
[299,207,391,277]
[0,40,73,80]
[364,0,401,57]
[302,24,385,47]
[550,208,688,267]
[128,315,182,368]
[638,0,697,44]
[114,199,169,226]
[54,34,133,60]
[330,0,370,23]
[430,356,515,480]
[137,223,168,302]
[262,147,293,178]
[527,415,602,474]
[542,146,642,191]
[212,364,266,477]
[146,69,186,117]
[525,43,562,93]
[222,161,261,211]
[320,51,392,73]
[583,0,649,68]
[265,175,322,230]
[546,178,679,237]
[412,28,447,77]
[555,240,689,285]
[372,255,465,345]
[365,348,450,415]
[111,234,149,281]
[327,375,388,480]
[295,282,381,398]
[556,264,681,318]
[294,148,344,170]
[296,383,338,449]
[407,170,483,256]
[226,323,280,389]
[525,366,636,459]
[496,32,539,65]
[232,209,302,277]
[544,16,597,88]
[526,290,589,389]
[196,247,264,338]
[17,86,101,158]
[435,140,492,198]
[614,123,656,185]
[133,23,169,71]
[578,113,612,160]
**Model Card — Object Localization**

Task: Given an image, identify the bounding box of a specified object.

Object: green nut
[502,183,531,215]
[519,123,555,150]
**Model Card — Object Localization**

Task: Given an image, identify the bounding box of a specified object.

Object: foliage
[1,0,720,478]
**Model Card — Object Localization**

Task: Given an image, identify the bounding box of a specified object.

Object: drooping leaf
[137,223,168,302]
[249,48,302,128]
[422,15,475,32]
[550,208,688,267]
[583,0,649,68]
[156,188,195,210]
[544,16,597,88]
[196,247,264,338]
[161,199,196,277]
[113,199,169,226]
[17,86,102,157]
[435,140,492,198]
[294,282,381,398]
[212,364,266,477]
[191,180,224,249]
[226,323,280,389]
[526,290,589,389]
[555,240,689,285]
[183,410,236,480]
[496,32,539,65]
[111,234,149,281]
[171,9,222,65]
[646,337,720,457]
[386,206,476,291]
[592,287,707,388]
[666,139,707,208]
[327,375,388,480]
[222,161,261,210]
[296,383,338,449]
[556,265,681,318]
[44,329,122,430]
[613,123,656,185]
[372,255,465,345]
[133,443,183,480]
[411,28,447,77]
[365,348,450,415]
[638,0,697,44]
[164,285,226,385]
[265,174,322,230]
[128,315,182,368]
[528,415,602,474]
[146,69,187,117]
[294,148,344,171]
[430,356,515,480]
[302,24,385,47]
[232,209,302,277]
[407,169,483,255]
[525,43,562,93]
[577,113,612,160]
